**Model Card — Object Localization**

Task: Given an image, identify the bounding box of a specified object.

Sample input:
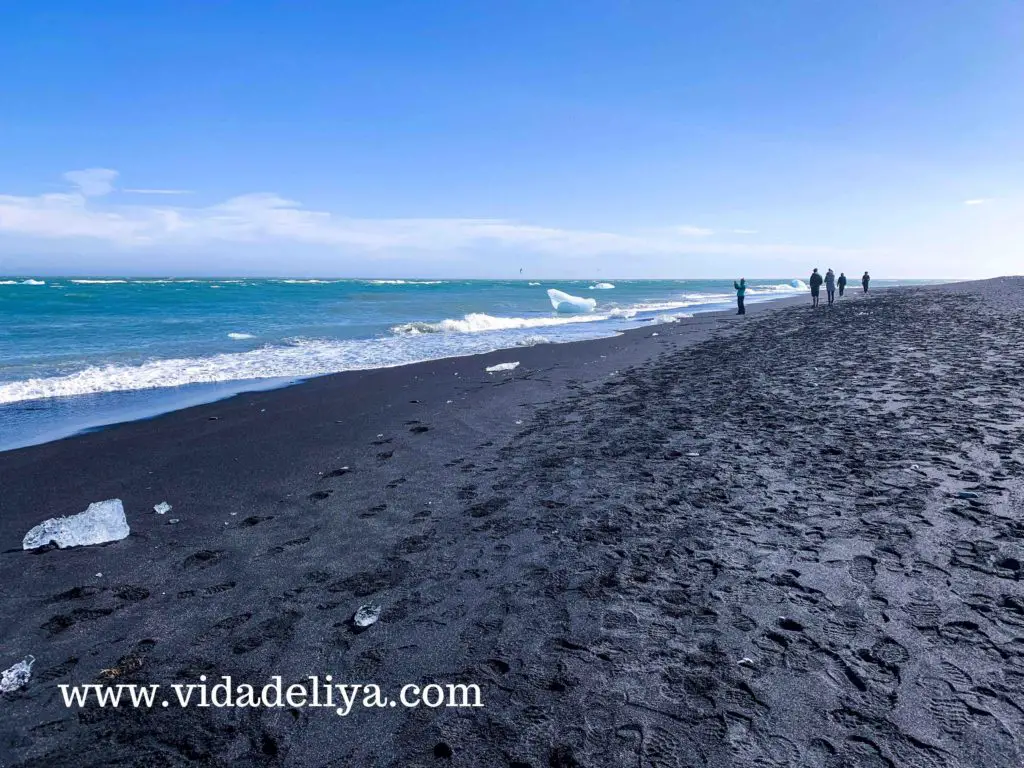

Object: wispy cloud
[122,188,194,195]
[63,168,118,197]
[0,169,877,261]
[673,225,715,237]
[963,198,990,206]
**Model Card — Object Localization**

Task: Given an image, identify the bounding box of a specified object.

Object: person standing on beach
[838,272,847,297]
[824,268,836,306]
[733,278,746,315]
[809,268,823,307]
[862,271,871,293]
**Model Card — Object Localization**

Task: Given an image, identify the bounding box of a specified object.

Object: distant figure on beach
[837,272,847,297]
[733,278,746,315]
[825,268,836,306]
[862,271,870,293]
[809,268,823,307]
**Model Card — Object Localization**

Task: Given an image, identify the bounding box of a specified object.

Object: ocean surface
[0,276,931,450]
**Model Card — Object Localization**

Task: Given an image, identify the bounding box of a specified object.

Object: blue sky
[0,0,1020,278]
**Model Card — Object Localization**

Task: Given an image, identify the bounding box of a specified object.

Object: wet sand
[2,279,1023,767]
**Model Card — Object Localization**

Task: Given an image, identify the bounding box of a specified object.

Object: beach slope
[2,279,1023,767]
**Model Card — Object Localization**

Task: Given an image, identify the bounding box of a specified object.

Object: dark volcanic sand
[2,279,1024,767]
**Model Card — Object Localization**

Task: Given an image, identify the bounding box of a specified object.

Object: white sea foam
[0,335,567,404]
[392,312,606,335]
[589,282,615,289]
[228,332,255,339]
[5,279,46,285]
[745,280,808,295]
[70,279,128,284]
[365,279,445,285]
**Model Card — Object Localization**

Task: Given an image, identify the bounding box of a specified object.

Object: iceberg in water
[23,499,130,550]
[547,289,596,314]
[589,282,615,290]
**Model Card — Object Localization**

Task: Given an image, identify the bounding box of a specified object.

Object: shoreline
[4,279,1023,766]
[0,290,807,453]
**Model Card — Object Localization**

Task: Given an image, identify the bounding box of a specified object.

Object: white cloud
[123,188,194,195]
[673,225,715,236]
[963,198,990,205]
[63,168,118,197]
[0,169,879,263]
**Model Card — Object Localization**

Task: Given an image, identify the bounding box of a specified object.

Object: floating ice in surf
[154,501,172,515]
[486,361,520,373]
[227,332,254,340]
[516,335,549,347]
[0,656,35,693]
[547,289,596,314]
[23,499,130,550]
[589,282,615,289]
[354,604,382,628]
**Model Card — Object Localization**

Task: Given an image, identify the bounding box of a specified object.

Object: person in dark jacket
[733,278,746,315]
[809,268,823,307]
[862,271,870,293]
[837,272,847,297]
[824,268,836,306]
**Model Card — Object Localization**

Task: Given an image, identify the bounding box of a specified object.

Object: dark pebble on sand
[433,742,453,759]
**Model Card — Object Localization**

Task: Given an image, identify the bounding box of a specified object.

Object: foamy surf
[392,312,608,335]
[0,325,617,405]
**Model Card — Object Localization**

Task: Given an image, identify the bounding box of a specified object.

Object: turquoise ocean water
[0,276,930,449]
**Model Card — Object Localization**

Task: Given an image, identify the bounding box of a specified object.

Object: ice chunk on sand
[23,499,130,550]
[486,361,520,373]
[154,501,172,515]
[589,282,615,289]
[354,604,381,628]
[0,656,35,693]
[547,288,596,314]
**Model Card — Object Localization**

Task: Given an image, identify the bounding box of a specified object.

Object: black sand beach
[2,279,1024,767]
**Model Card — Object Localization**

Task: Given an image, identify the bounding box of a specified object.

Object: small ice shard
[154,501,172,515]
[168,519,180,525]
[486,361,520,373]
[687,451,700,456]
[737,657,755,668]
[354,604,382,628]
[547,288,596,314]
[589,282,615,289]
[957,491,980,499]
[23,499,130,550]
[651,332,659,337]
[0,655,35,693]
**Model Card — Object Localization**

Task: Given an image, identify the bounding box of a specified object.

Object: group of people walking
[808,268,870,307]
[732,270,870,315]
